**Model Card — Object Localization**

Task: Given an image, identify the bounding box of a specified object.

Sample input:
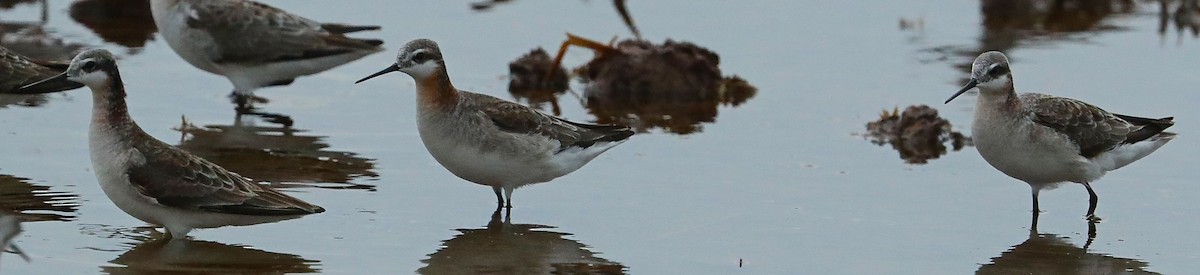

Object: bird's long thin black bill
[12,72,70,95]
[944,79,978,104]
[355,64,400,84]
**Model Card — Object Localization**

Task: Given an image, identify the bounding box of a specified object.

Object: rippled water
[2,0,1199,274]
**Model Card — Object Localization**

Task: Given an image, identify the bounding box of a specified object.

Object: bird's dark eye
[412,52,430,63]
[81,60,98,71]
[987,65,1009,76]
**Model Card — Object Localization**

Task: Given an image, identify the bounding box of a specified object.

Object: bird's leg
[504,187,514,209]
[230,98,294,127]
[1030,189,1041,232]
[231,92,254,113]
[1084,182,1101,221]
[8,243,30,262]
[550,98,562,116]
[164,225,192,241]
[230,92,271,112]
[493,186,504,209]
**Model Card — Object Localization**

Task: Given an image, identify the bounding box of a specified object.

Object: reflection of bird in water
[174,116,378,191]
[419,209,625,275]
[104,232,319,274]
[17,49,325,239]
[0,0,88,61]
[1157,0,1200,42]
[549,34,756,134]
[149,0,384,124]
[921,0,1137,84]
[0,46,82,103]
[471,0,641,38]
[69,0,157,48]
[1,173,78,264]
[357,39,633,209]
[1,211,30,263]
[977,229,1159,274]
[0,0,37,9]
[0,173,79,222]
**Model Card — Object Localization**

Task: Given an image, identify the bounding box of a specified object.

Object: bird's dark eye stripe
[988,65,1009,76]
[81,61,97,71]
[412,52,429,63]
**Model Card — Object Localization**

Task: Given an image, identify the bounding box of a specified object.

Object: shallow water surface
[1,0,1199,274]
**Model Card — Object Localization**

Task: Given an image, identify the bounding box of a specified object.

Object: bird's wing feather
[181,0,380,65]
[1023,93,1134,158]
[467,92,633,152]
[125,138,322,216]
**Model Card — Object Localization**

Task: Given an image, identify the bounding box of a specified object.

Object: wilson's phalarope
[945,51,1175,223]
[356,39,634,209]
[20,49,325,239]
[1,45,82,95]
[149,0,383,109]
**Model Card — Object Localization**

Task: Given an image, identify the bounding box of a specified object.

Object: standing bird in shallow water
[945,51,1175,226]
[149,0,384,117]
[356,39,633,209]
[15,49,324,239]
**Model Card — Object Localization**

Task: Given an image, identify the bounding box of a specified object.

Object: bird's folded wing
[471,93,632,152]
[126,141,321,215]
[1025,93,1134,158]
[182,0,377,65]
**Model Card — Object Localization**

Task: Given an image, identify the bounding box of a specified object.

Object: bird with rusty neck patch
[22,49,325,239]
[357,39,633,209]
[946,51,1175,227]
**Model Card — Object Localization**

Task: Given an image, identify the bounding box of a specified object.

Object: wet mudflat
[1,0,1199,274]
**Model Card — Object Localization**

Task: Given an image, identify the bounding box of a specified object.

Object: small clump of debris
[507,47,569,115]
[576,39,723,100]
[864,105,970,164]
[543,34,755,134]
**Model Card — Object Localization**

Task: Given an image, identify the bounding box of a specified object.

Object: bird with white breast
[945,51,1175,225]
[356,39,633,209]
[149,0,384,113]
[14,49,325,239]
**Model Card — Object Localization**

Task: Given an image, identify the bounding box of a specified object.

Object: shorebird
[148,0,384,111]
[945,51,1175,224]
[15,49,325,239]
[1,45,82,95]
[356,39,634,209]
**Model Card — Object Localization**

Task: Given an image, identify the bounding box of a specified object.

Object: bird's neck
[976,82,1022,116]
[416,66,459,111]
[89,73,140,135]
